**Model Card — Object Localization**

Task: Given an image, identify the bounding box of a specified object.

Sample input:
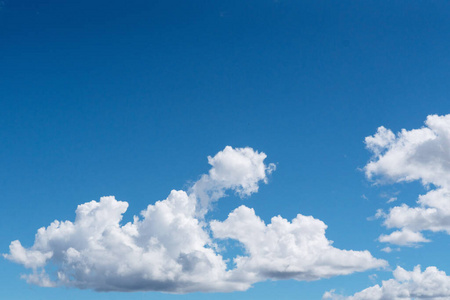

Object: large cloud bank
[4,146,386,293]
[365,114,450,246]
[323,265,450,300]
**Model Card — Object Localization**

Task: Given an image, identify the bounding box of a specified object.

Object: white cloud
[5,240,52,269]
[211,206,386,282]
[323,289,346,300]
[5,194,244,292]
[4,146,385,292]
[323,265,450,300]
[365,115,450,245]
[381,246,392,253]
[378,229,430,246]
[364,126,396,156]
[387,197,397,203]
[192,146,276,216]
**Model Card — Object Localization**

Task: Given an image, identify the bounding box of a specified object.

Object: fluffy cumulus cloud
[211,206,385,283]
[365,114,450,246]
[4,146,385,293]
[323,265,450,300]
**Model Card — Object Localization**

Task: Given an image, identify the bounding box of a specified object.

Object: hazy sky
[2,1,450,299]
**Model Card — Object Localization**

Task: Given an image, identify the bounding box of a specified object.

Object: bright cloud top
[192,146,276,216]
[323,265,450,300]
[4,146,386,293]
[365,114,450,246]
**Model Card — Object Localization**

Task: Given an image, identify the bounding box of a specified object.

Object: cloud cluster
[4,146,385,293]
[323,265,450,300]
[365,114,450,245]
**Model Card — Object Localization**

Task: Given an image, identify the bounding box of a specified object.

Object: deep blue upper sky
[1,1,450,299]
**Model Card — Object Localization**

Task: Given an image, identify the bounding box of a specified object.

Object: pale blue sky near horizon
[1,1,450,299]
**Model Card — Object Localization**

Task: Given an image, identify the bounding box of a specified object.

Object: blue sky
[2,1,450,299]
